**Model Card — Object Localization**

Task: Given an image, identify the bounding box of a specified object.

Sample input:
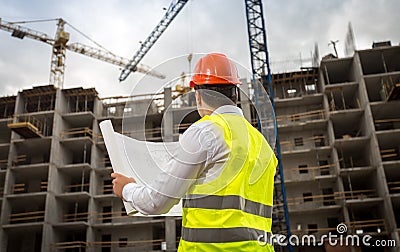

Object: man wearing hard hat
[112,53,277,251]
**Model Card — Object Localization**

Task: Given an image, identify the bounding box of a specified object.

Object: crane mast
[50,19,69,88]
[244,1,292,251]
[119,0,189,82]
[0,18,165,89]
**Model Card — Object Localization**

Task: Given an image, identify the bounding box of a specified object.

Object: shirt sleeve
[121,123,213,215]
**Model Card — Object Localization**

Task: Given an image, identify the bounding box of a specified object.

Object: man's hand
[111,173,135,199]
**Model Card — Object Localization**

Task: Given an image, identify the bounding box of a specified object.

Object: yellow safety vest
[178,113,277,251]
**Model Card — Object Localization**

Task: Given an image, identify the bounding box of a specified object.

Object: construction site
[0,41,398,251]
[1,0,400,251]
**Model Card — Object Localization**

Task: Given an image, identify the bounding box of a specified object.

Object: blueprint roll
[99,120,182,216]
[99,120,138,215]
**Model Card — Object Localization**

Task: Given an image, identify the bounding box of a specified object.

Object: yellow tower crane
[0,18,165,89]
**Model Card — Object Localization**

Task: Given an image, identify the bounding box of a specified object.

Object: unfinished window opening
[378,133,400,162]
[305,84,316,94]
[342,172,377,200]
[61,126,94,141]
[272,68,319,99]
[348,204,385,234]
[392,200,400,228]
[7,228,43,252]
[97,153,111,169]
[0,96,16,119]
[0,174,5,197]
[103,179,113,194]
[313,134,325,147]
[359,47,400,75]
[22,86,56,113]
[327,217,340,234]
[62,200,89,223]
[387,179,400,195]
[9,114,54,138]
[294,137,304,146]
[303,192,313,202]
[101,234,111,252]
[298,164,308,174]
[123,107,132,114]
[61,142,92,165]
[322,188,335,206]
[107,106,116,115]
[12,169,48,194]
[319,160,330,176]
[326,85,360,112]
[152,225,165,250]
[365,74,400,102]
[332,113,365,139]
[63,87,97,113]
[307,224,318,234]
[102,206,112,223]
[119,237,128,247]
[290,113,299,122]
[12,140,51,166]
[9,197,46,224]
[286,88,297,98]
[322,58,354,84]
[61,169,90,194]
[371,98,400,132]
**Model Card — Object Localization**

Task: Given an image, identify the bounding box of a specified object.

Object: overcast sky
[1,0,399,97]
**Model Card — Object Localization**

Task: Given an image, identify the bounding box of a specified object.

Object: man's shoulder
[182,119,223,140]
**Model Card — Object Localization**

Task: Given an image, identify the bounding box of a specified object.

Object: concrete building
[0,42,399,251]
[273,42,400,251]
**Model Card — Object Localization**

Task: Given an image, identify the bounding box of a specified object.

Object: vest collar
[211,105,243,116]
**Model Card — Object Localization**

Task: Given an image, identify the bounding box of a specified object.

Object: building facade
[0,43,399,251]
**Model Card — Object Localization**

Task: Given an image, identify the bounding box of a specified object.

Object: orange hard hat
[190,53,241,87]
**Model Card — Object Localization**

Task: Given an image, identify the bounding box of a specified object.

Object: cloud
[0,0,399,97]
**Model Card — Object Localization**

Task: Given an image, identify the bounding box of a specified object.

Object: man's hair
[194,84,237,108]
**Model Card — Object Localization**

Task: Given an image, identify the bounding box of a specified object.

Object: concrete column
[165,216,176,251]
[163,88,173,142]
[354,52,400,250]
[239,79,252,122]
[0,90,25,251]
[163,88,177,251]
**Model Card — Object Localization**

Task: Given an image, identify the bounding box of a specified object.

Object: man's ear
[195,90,202,106]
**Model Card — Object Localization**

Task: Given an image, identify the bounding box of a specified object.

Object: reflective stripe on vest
[179,113,277,252]
[182,227,272,243]
[183,194,272,219]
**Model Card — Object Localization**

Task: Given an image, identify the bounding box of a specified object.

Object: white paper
[99,120,182,216]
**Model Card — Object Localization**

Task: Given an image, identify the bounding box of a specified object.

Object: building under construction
[0,43,399,251]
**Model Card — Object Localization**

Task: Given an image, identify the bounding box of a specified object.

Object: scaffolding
[272,68,319,99]
[285,163,335,180]
[7,114,46,138]
[9,210,45,224]
[61,127,94,140]
[276,109,325,125]
[50,239,166,251]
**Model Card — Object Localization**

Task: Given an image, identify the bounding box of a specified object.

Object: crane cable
[65,21,116,56]
[7,18,116,56]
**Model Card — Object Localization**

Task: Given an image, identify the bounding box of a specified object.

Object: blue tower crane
[244,1,293,251]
